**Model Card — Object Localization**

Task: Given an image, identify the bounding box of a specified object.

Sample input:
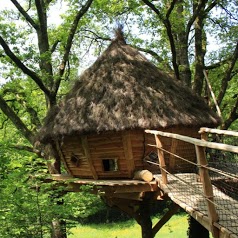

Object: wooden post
[155,135,168,185]
[139,198,153,238]
[107,197,153,238]
[200,131,208,141]
[195,145,219,238]
[122,131,135,178]
[81,136,98,180]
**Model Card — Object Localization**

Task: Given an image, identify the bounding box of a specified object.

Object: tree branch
[204,0,219,15]
[35,0,54,90]
[0,95,34,143]
[141,0,165,21]
[166,0,177,19]
[217,41,238,107]
[10,0,39,30]
[186,0,210,41]
[2,88,42,129]
[135,46,173,71]
[50,40,60,53]
[0,35,51,97]
[141,0,180,80]
[81,29,111,41]
[53,0,94,95]
[9,144,39,153]
[222,96,238,129]
[205,58,231,70]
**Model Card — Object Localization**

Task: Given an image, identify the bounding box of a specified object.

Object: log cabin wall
[87,131,132,179]
[60,136,93,178]
[59,131,134,179]
[129,127,200,174]
[58,127,200,179]
[169,127,200,173]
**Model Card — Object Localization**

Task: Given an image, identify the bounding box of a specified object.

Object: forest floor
[68,214,188,238]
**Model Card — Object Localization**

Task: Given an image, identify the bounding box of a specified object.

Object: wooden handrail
[145,130,238,154]
[199,127,238,137]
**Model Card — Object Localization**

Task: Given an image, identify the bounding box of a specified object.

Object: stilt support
[152,203,179,237]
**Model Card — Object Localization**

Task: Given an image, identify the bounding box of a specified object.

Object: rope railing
[145,128,238,237]
[145,159,238,219]
[148,143,238,180]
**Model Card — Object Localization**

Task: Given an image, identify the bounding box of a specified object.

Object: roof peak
[113,25,126,44]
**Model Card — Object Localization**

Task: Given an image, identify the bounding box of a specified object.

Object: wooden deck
[154,173,238,238]
[51,174,158,200]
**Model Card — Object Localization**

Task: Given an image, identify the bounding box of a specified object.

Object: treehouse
[38,30,220,180]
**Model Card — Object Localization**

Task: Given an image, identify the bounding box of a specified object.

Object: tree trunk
[138,198,153,238]
[187,216,209,238]
[176,0,192,87]
[51,219,67,238]
[193,1,206,95]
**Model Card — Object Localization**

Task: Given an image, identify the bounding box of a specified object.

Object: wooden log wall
[141,127,200,173]
[87,132,130,178]
[169,127,200,173]
[60,136,92,177]
[58,127,200,179]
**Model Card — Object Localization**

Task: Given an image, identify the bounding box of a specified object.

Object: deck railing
[145,128,238,238]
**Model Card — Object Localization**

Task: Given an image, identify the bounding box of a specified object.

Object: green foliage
[0,146,105,237]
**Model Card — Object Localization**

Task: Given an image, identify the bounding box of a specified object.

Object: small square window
[144,151,158,162]
[70,153,81,167]
[102,158,118,172]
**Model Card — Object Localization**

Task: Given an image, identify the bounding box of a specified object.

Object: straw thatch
[39,30,220,142]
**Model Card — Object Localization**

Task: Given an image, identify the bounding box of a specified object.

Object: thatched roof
[39,31,220,142]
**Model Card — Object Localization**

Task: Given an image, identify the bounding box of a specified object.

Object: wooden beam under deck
[50,174,159,200]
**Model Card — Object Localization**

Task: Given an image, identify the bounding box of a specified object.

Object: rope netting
[145,129,238,236]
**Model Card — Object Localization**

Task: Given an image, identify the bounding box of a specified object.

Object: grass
[68,214,188,238]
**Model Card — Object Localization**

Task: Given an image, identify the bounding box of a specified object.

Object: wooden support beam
[81,136,98,180]
[122,131,135,178]
[55,141,72,175]
[195,145,219,238]
[114,183,158,193]
[105,197,141,222]
[155,135,168,184]
[107,192,145,200]
[152,203,179,237]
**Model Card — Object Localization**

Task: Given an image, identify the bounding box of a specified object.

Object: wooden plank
[81,136,98,180]
[199,127,238,137]
[122,131,135,178]
[195,145,219,238]
[145,130,238,153]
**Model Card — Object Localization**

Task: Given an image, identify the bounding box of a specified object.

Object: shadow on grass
[77,200,185,227]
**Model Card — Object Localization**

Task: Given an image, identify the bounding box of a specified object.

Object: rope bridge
[145,128,238,238]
